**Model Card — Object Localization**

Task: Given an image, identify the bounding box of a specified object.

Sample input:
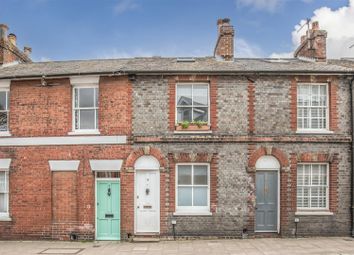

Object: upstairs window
[176,84,209,124]
[297,84,328,131]
[73,87,98,131]
[0,90,9,132]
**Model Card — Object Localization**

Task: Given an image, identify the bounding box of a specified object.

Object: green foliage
[178,120,208,129]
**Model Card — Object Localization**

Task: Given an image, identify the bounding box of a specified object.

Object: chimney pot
[312,21,319,30]
[0,24,8,40]
[301,35,306,44]
[8,33,16,46]
[24,46,32,56]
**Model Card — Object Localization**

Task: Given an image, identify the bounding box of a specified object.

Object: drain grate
[38,248,84,254]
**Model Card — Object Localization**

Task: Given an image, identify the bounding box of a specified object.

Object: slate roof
[0,57,353,79]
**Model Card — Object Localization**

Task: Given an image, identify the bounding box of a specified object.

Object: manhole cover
[38,248,84,254]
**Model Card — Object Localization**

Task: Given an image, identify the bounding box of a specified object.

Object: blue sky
[0,0,351,61]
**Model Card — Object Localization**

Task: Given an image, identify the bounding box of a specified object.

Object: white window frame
[296,83,330,133]
[0,88,10,135]
[71,84,99,134]
[175,83,210,125]
[175,163,210,214]
[0,168,9,219]
[296,163,329,211]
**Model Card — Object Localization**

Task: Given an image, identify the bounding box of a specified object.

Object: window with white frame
[0,169,9,216]
[176,84,209,123]
[297,164,329,210]
[176,164,210,213]
[0,90,9,132]
[73,86,98,130]
[297,84,328,130]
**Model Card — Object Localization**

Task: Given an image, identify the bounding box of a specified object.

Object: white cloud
[236,38,264,58]
[235,0,283,13]
[114,0,139,14]
[39,57,51,62]
[97,48,153,59]
[271,0,354,59]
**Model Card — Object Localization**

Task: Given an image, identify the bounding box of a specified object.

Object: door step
[132,236,160,243]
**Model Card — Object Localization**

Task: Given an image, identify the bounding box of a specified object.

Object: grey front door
[255,171,278,232]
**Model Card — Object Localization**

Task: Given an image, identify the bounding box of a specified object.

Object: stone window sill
[68,130,100,136]
[296,129,333,135]
[174,131,213,134]
[0,215,12,222]
[173,212,212,216]
[295,211,333,216]
[0,131,11,137]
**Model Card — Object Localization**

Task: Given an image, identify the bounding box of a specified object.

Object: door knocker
[107,187,111,196]
[145,188,150,195]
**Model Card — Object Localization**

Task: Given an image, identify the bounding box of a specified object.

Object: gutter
[0,70,353,81]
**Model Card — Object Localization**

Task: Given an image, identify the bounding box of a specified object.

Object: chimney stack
[214,18,235,61]
[8,33,16,46]
[294,21,327,62]
[0,24,8,41]
[0,23,32,65]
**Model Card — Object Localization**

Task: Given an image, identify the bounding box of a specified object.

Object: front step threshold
[132,234,160,243]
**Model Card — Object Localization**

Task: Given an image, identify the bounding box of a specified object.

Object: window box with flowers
[175,121,210,131]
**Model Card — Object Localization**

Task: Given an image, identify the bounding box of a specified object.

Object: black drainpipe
[350,76,354,237]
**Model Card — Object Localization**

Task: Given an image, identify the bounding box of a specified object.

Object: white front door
[135,170,160,233]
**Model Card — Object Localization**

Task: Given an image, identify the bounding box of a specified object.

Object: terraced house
[0,18,354,241]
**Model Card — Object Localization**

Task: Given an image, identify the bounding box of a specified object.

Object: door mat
[38,248,84,254]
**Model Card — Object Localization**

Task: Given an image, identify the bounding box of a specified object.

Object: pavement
[1,237,354,255]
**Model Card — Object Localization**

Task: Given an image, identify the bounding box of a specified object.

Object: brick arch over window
[125,146,167,170]
[249,146,289,170]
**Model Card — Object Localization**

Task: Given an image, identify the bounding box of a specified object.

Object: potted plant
[175,120,210,131]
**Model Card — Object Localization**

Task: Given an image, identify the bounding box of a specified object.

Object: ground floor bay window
[175,164,210,214]
[297,163,329,210]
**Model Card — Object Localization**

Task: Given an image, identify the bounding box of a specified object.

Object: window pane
[177,85,192,106]
[74,88,79,108]
[0,112,7,131]
[193,107,208,122]
[79,109,95,129]
[0,91,7,110]
[178,187,192,206]
[177,107,192,122]
[178,165,192,185]
[79,88,95,107]
[0,193,7,213]
[193,85,208,106]
[194,165,208,185]
[95,88,99,107]
[0,172,5,192]
[193,187,207,206]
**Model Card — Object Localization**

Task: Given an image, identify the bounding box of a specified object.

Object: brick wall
[9,76,132,137]
[0,145,131,240]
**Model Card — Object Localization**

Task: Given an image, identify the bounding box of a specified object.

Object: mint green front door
[96,180,120,240]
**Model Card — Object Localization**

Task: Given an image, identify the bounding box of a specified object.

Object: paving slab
[1,237,354,255]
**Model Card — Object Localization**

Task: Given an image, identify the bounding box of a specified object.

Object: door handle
[137,206,140,209]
